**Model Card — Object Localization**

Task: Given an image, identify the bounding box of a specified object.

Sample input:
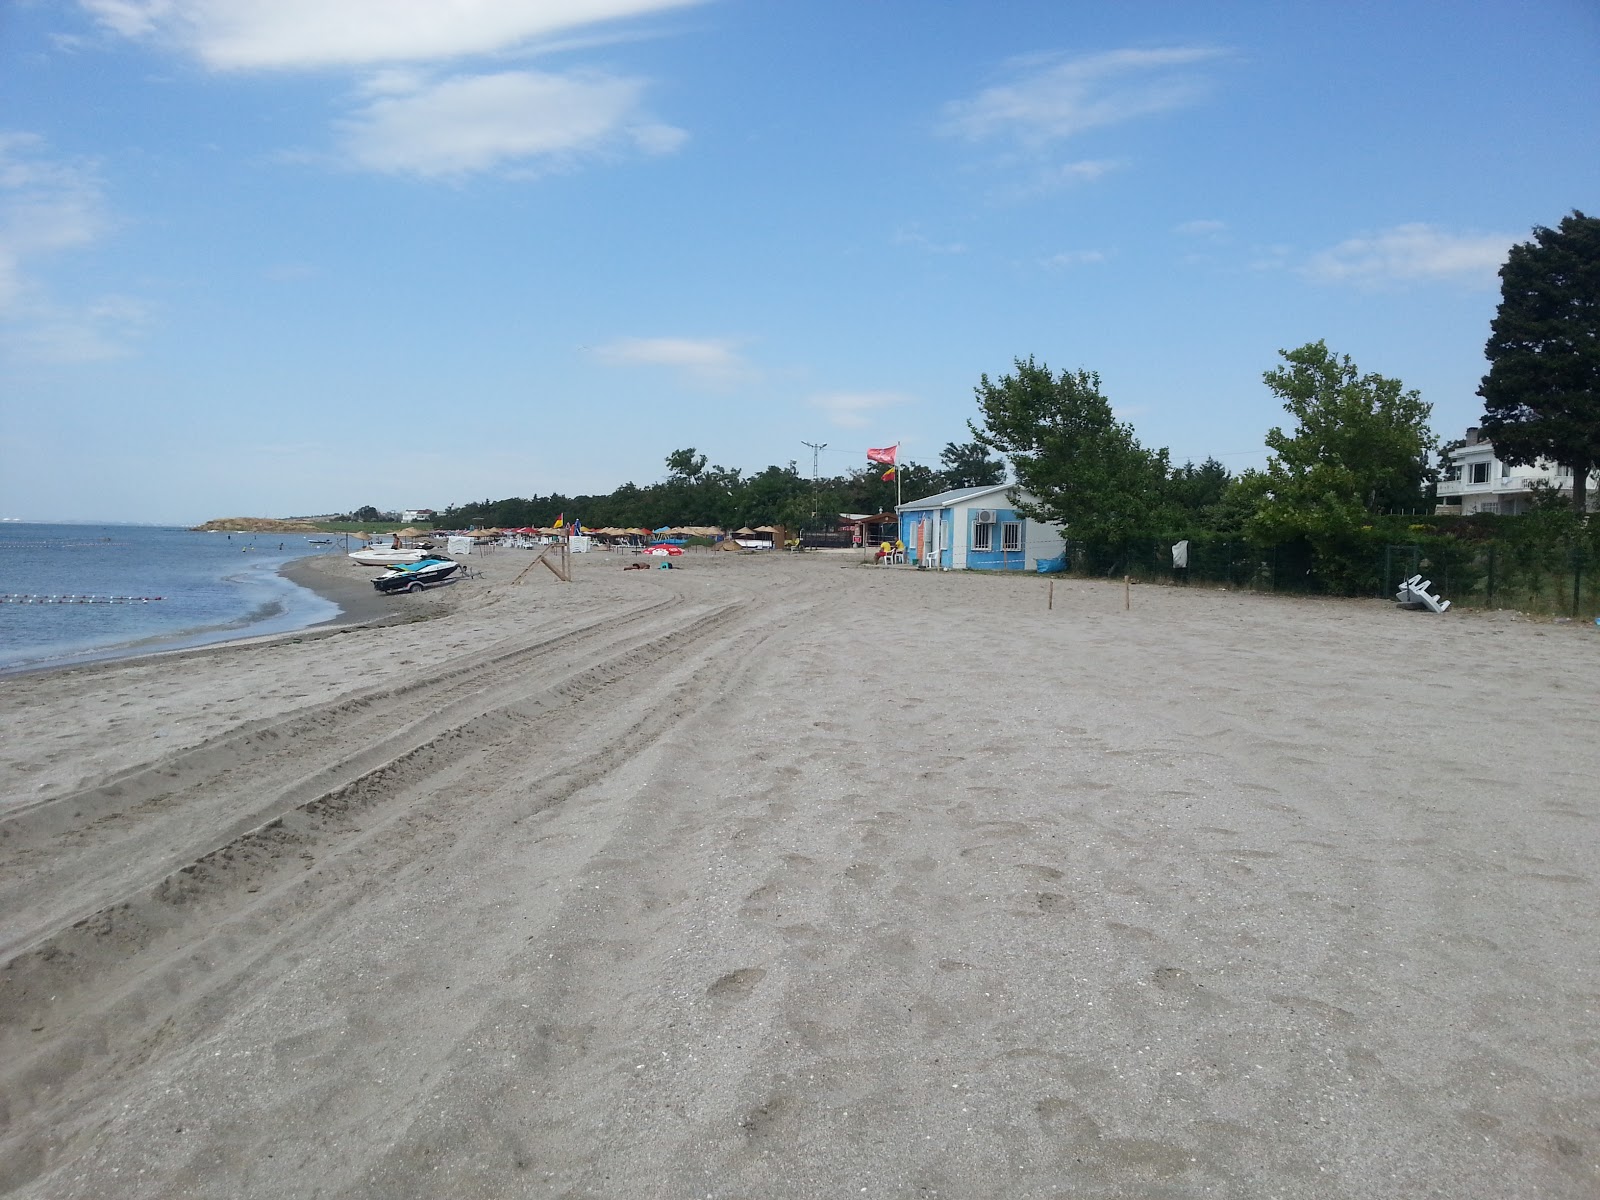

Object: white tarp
[447,536,474,558]
[1171,540,1189,569]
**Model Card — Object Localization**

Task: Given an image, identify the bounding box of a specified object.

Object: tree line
[437,210,1596,590]
[434,440,1004,534]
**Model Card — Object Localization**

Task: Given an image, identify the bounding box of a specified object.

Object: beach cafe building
[896,484,1066,572]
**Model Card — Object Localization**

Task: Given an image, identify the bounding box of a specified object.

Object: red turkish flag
[866,445,897,465]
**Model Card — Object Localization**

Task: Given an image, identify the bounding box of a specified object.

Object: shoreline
[279,552,397,628]
[0,553,396,681]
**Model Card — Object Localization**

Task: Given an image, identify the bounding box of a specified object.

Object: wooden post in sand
[1124,575,1130,611]
[1048,580,1054,610]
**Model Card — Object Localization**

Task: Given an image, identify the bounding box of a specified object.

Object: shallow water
[0,523,341,672]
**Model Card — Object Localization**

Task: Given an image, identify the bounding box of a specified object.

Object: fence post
[1487,544,1496,607]
[1573,541,1583,617]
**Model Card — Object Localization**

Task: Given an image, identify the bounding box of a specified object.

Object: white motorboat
[348,548,427,567]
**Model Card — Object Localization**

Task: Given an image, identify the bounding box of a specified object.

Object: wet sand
[2,551,1597,1198]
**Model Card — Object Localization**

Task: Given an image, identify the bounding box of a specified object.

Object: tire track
[0,595,747,966]
[0,590,689,841]
[0,592,776,1184]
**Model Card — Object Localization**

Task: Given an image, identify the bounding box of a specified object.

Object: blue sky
[2,0,1597,524]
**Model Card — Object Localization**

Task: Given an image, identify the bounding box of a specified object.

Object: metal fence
[1061,532,1599,619]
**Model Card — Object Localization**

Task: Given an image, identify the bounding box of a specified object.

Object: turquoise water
[0,524,342,673]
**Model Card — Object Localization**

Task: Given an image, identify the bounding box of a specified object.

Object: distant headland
[191,518,324,533]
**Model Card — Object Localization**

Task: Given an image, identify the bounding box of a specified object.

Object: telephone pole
[801,441,827,521]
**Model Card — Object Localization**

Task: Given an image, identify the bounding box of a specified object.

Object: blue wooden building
[896,484,1065,571]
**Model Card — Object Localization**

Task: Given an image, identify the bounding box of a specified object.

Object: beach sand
[2,549,1597,1198]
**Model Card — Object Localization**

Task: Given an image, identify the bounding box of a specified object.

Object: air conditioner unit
[975,509,996,524]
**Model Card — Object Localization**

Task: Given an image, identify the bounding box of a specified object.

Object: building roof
[895,483,1016,512]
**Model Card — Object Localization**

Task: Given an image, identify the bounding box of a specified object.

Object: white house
[401,508,437,523]
[1435,428,1598,514]
[896,484,1065,571]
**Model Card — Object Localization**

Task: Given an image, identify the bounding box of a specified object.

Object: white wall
[1025,519,1065,568]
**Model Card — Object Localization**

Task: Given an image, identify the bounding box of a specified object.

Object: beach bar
[896,483,1065,571]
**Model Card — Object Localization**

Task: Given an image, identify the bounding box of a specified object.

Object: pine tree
[1479,211,1600,514]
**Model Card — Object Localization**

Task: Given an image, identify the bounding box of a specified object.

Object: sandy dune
[2,551,1597,1198]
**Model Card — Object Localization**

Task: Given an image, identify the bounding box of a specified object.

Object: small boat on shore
[371,557,462,594]
[349,548,427,567]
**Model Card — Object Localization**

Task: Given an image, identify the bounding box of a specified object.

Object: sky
[1,0,1597,524]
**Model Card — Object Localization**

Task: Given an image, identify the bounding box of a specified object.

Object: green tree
[1478,210,1600,515]
[938,440,1005,489]
[1248,342,1435,589]
[1168,457,1233,529]
[1253,341,1435,523]
[665,448,708,481]
[969,356,1171,549]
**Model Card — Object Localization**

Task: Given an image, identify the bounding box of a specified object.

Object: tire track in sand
[0,585,784,1192]
[0,592,712,962]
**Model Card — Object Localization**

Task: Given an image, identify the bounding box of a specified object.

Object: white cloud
[592,336,750,385]
[1303,224,1513,287]
[0,134,109,312]
[1042,249,1108,270]
[893,225,966,255]
[942,46,1229,145]
[0,133,147,361]
[1041,158,1121,184]
[79,0,706,70]
[1002,158,1124,200]
[6,297,152,363]
[808,391,910,430]
[1174,218,1226,236]
[337,69,683,176]
[82,3,697,181]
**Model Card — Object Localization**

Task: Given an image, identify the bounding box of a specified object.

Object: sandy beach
[2,547,1597,1198]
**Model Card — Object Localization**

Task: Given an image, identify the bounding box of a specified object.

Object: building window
[1443,464,1461,481]
[1469,462,1489,484]
[1001,521,1022,552]
[972,521,992,551]
[1501,460,1511,479]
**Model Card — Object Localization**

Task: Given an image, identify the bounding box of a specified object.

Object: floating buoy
[0,594,166,604]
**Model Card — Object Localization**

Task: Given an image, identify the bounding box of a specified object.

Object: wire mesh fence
[1060,529,1600,619]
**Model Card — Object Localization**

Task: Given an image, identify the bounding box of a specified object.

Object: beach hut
[895,484,1064,571]
[838,511,898,546]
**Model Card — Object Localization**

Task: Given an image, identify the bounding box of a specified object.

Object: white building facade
[1435,428,1598,515]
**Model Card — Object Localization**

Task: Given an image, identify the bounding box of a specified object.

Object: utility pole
[801,441,827,521]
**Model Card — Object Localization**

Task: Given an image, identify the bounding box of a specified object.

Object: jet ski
[371,557,462,593]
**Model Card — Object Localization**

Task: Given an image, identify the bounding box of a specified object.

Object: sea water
[0,524,343,673]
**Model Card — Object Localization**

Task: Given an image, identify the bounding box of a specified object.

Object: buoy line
[0,594,167,604]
